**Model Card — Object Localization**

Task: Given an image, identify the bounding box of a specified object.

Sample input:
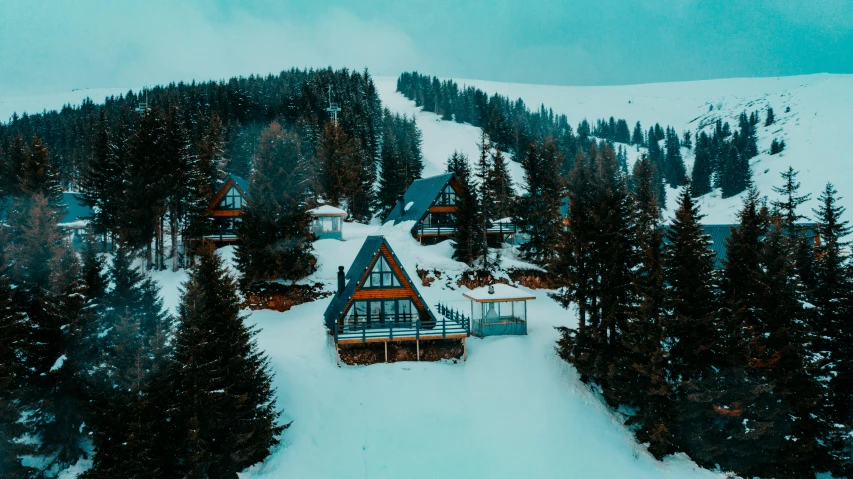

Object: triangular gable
[383,173,458,229]
[323,236,435,329]
[205,174,250,215]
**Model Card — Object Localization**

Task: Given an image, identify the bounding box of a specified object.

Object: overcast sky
[1,0,852,95]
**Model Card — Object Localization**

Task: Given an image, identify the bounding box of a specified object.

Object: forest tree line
[397,71,771,203]
[441,128,850,478]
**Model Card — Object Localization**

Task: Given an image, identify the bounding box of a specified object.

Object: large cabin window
[344,299,416,328]
[422,212,457,228]
[218,187,244,210]
[434,185,459,206]
[364,256,402,288]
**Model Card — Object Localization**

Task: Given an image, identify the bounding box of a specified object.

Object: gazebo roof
[308,205,347,217]
[462,284,536,303]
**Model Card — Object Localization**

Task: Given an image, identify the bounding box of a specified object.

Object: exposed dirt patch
[337,338,464,365]
[243,282,329,312]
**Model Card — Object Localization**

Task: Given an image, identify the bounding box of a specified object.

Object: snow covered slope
[375,74,853,224]
[234,222,721,479]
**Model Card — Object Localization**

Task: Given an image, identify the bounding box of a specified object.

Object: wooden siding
[211,209,241,217]
[337,244,428,326]
[427,205,459,213]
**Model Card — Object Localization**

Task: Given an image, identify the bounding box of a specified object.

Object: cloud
[0,2,424,95]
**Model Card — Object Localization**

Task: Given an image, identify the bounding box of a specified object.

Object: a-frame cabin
[384,173,517,244]
[203,174,249,244]
[324,236,468,349]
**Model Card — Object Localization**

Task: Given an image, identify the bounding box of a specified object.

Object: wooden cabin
[324,235,469,361]
[463,284,535,337]
[203,174,249,244]
[308,205,347,240]
[384,173,517,244]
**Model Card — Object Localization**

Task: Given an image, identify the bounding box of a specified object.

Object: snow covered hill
[375,74,853,224]
[231,222,721,479]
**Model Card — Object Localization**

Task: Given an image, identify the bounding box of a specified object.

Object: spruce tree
[513,138,563,266]
[18,136,62,205]
[631,121,644,147]
[765,106,775,126]
[691,132,713,197]
[168,245,285,477]
[615,156,677,458]
[82,111,124,249]
[663,127,686,187]
[487,149,514,219]
[316,121,359,207]
[236,121,316,287]
[447,152,485,266]
[810,183,853,473]
[0,244,37,478]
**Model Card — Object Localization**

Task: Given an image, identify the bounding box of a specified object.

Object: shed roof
[384,173,455,227]
[463,284,536,303]
[308,205,347,217]
[323,236,436,329]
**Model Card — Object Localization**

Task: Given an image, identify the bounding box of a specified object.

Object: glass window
[364,256,402,288]
[218,187,244,210]
[345,301,368,327]
[435,185,460,206]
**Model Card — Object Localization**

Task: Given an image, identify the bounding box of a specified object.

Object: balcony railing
[334,303,470,344]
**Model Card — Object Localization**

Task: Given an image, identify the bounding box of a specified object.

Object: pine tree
[513,138,563,265]
[164,109,198,271]
[810,183,853,473]
[19,136,62,204]
[615,156,677,458]
[691,132,713,197]
[168,245,285,478]
[236,121,316,287]
[0,243,37,478]
[631,121,644,147]
[377,111,402,216]
[447,152,485,266]
[316,121,359,207]
[487,149,514,219]
[681,130,692,150]
[765,106,775,126]
[663,127,686,187]
[82,111,124,249]
[121,106,169,267]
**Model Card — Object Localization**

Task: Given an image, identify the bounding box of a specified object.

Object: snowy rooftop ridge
[462,283,536,302]
[308,205,347,216]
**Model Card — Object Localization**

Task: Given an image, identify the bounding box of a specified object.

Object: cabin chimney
[337,266,345,295]
[488,284,495,295]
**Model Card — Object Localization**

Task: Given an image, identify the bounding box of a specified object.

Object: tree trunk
[171,212,179,272]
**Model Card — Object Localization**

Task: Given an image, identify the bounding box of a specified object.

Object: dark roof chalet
[59,192,92,225]
[323,235,436,330]
[679,223,818,268]
[383,173,455,228]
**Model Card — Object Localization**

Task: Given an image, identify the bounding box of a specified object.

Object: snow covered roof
[308,205,347,217]
[383,173,455,228]
[462,284,536,303]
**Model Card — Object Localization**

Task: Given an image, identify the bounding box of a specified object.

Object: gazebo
[308,205,347,240]
[463,284,535,337]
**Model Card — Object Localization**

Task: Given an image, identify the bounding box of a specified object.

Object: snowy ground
[223,221,721,479]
